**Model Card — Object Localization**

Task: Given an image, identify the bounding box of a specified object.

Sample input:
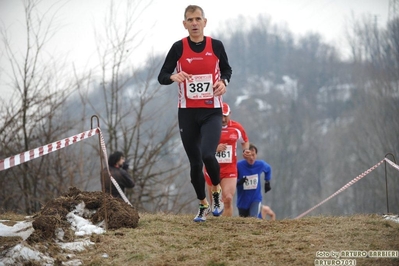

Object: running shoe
[193,204,211,222]
[212,189,224,216]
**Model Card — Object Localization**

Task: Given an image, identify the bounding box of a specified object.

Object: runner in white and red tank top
[204,102,252,216]
[158,5,232,222]
[176,36,222,108]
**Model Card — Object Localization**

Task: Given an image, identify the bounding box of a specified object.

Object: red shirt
[205,120,249,184]
[176,37,222,108]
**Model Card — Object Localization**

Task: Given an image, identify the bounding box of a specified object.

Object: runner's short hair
[184,5,205,19]
[249,143,258,154]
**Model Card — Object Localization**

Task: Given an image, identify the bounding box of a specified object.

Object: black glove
[121,161,129,170]
[264,181,271,193]
[237,176,248,186]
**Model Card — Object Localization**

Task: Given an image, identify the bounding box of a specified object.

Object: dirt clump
[0,236,22,253]
[27,187,139,244]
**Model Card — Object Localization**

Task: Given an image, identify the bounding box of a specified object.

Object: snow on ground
[1,243,55,266]
[383,214,399,223]
[0,203,105,266]
[0,220,33,240]
[1,211,398,265]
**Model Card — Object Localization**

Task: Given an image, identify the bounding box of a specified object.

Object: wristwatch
[221,79,229,86]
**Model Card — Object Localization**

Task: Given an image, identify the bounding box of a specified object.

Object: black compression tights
[178,108,222,200]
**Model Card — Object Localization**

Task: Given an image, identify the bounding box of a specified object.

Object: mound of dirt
[27,187,140,244]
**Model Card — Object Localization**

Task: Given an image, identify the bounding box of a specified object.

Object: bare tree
[0,0,79,214]
[336,15,399,214]
[76,0,194,213]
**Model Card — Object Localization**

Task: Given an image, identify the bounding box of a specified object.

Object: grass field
[1,212,399,265]
[66,213,399,265]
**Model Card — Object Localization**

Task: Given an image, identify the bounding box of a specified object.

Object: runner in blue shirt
[236,143,272,218]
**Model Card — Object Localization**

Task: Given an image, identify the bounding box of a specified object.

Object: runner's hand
[264,181,271,193]
[242,149,252,159]
[170,71,191,83]
[237,176,248,186]
[216,143,227,152]
[213,80,226,96]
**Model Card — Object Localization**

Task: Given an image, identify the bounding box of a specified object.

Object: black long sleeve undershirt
[158,36,232,85]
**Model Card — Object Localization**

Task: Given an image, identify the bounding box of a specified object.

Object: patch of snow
[57,239,95,252]
[383,214,399,223]
[66,212,105,236]
[0,203,105,266]
[62,259,83,265]
[0,243,54,266]
[0,221,33,240]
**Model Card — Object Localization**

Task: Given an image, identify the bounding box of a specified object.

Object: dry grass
[71,213,399,266]
[0,212,29,226]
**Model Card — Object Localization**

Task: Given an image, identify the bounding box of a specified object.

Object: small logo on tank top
[205,52,213,56]
[204,100,214,105]
[186,57,203,63]
[229,134,238,140]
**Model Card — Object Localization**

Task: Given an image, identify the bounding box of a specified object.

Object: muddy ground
[26,187,140,244]
[0,187,140,265]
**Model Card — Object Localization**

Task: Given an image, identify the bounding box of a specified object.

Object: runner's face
[250,149,257,159]
[222,115,230,126]
[247,148,257,164]
[183,9,207,41]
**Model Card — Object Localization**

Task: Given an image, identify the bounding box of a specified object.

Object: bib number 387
[186,74,213,99]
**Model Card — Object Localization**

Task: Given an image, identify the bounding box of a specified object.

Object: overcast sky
[0,0,390,99]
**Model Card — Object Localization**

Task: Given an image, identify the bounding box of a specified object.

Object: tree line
[0,0,398,218]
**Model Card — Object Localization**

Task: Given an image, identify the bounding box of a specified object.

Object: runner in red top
[205,102,252,216]
[176,36,222,108]
[158,5,232,222]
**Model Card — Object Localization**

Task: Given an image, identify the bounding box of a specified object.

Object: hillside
[1,210,398,265]
[73,213,399,265]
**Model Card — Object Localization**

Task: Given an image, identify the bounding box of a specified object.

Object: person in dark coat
[101,151,134,198]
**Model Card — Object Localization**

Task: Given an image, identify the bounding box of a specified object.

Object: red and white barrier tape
[0,128,100,171]
[294,157,399,219]
[385,158,399,171]
[0,127,132,206]
[97,128,132,206]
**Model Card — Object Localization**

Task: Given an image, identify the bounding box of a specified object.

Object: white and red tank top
[216,120,249,177]
[176,37,222,108]
[204,120,249,182]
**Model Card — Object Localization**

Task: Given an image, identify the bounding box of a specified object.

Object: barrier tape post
[0,125,133,208]
[384,157,399,171]
[294,159,386,219]
[0,128,100,171]
[97,128,132,206]
[295,157,399,219]
[384,154,398,214]
[91,115,108,230]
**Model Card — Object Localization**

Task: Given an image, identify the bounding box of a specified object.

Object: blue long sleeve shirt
[236,159,272,209]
